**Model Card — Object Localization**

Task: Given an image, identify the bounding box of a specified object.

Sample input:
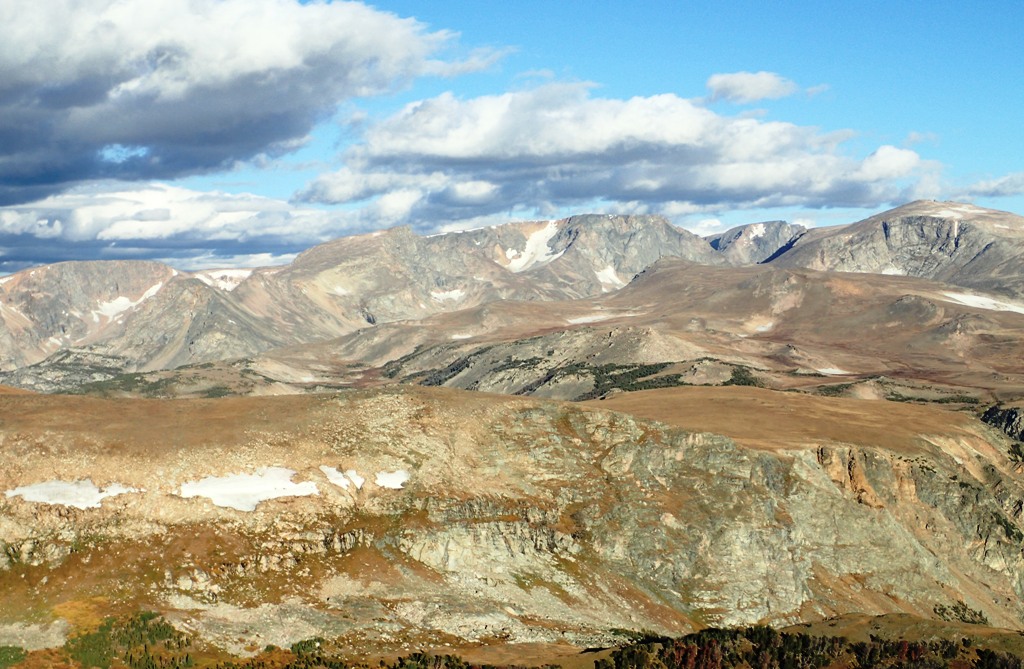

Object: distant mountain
[766,200,1024,297]
[1,200,1023,394]
[312,257,1024,403]
[0,214,715,385]
[707,220,806,265]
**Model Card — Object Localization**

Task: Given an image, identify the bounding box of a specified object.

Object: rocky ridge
[772,200,1024,298]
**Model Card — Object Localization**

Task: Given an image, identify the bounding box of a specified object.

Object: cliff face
[983,405,1024,442]
[1,387,1023,653]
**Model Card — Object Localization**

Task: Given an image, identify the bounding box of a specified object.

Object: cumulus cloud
[298,83,929,230]
[706,71,800,103]
[0,183,364,271]
[0,0,487,205]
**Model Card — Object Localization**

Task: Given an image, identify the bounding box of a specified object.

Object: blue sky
[0,0,1021,270]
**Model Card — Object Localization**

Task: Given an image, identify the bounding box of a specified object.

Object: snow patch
[331,285,351,296]
[931,204,982,218]
[319,465,350,490]
[504,222,563,272]
[746,223,766,240]
[194,269,253,292]
[880,266,905,276]
[179,467,318,511]
[595,264,626,291]
[6,480,137,509]
[93,282,163,320]
[375,470,410,489]
[754,322,774,333]
[941,292,1024,315]
[344,470,365,490]
[567,313,612,325]
[430,288,465,302]
[818,368,852,376]
[450,334,473,340]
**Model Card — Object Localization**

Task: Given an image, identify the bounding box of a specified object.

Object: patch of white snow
[430,288,466,302]
[594,264,626,291]
[940,292,1024,316]
[194,269,253,292]
[567,314,613,325]
[932,205,979,218]
[93,282,163,321]
[179,467,318,511]
[5,480,138,509]
[375,470,410,489]
[504,222,563,273]
[746,223,766,240]
[344,470,365,490]
[450,334,473,340]
[818,368,852,376]
[319,466,350,490]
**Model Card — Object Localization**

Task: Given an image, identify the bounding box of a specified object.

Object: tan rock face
[1,386,1023,652]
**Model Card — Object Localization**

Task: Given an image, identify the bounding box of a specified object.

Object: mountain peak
[877,199,1022,222]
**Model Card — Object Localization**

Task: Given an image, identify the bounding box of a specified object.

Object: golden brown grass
[585,385,981,452]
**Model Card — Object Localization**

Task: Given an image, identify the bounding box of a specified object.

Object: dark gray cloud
[0,0,482,205]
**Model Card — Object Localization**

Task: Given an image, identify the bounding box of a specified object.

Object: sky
[0,0,1022,272]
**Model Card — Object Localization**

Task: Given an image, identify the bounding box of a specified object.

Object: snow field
[940,291,1024,316]
[5,480,138,509]
[193,269,253,291]
[7,465,414,512]
[505,222,564,272]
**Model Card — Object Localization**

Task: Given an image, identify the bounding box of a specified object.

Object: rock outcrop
[983,405,1024,442]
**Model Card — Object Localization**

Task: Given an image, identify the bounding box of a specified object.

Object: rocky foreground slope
[2,386,1024,654]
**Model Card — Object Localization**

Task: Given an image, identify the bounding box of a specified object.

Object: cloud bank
[0,0,482,205]
[0,183,351,272]
[299,82,929,229]
[967,172,1024,198]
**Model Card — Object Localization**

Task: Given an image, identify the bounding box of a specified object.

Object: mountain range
[1,199,1023,399]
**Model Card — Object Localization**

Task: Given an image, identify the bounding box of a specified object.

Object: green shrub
[0,646,26,669]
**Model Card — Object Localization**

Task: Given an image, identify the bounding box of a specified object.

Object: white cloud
[707,71,800,103]
[0,182,362,270]
[299,83,928,229]
[967,172,1024,197]
[692,218,727,235]
[854,145,921,181]
[0,0,495,205]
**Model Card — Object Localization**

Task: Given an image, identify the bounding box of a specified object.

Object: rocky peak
[707,220,807,265]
